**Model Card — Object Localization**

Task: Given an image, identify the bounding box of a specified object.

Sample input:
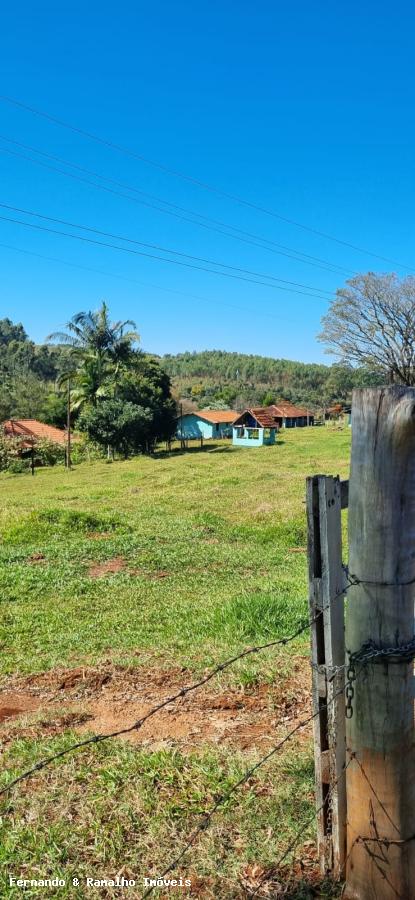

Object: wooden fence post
[306,474,346,878]
[344,387,415,899]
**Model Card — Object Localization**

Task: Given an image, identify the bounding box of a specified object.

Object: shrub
[70,436,104,465]
[0,433,24,472]
[35,439,66,467]
[7,458,31,474]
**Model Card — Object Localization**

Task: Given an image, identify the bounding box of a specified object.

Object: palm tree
[68,354,116,410]
[48,302,140,408]
[48,301,139,361]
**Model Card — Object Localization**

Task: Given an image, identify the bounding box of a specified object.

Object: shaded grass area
[0,427,350,896]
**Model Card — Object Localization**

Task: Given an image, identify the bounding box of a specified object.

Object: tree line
[2,272,415,458]
[0,305,176,457]
[161,351,382,410]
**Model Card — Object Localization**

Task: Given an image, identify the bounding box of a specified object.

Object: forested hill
[0,311,382,424]
[161,350,382,409]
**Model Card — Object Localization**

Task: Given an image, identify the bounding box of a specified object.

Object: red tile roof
[197,409,236,424]
[268,402,312,418]
[233,408,277,428]
[2,419,68,445]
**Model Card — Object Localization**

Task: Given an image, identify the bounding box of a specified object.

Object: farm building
[267,402,314,428]
[176,409,235,440]
[2,419,68,447]
[232,408,277,447]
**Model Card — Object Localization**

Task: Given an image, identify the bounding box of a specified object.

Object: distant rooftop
[268,401,313,417]
[195,409,236,424]
[2,419,68,446]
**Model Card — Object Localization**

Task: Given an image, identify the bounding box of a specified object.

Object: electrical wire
[0,201,335,295]
[0,204,336,300]
[1,93,413,272]
[0,241,307,321]
[0,136,353,278]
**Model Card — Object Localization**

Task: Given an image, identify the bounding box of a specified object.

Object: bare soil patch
[88,557,126,577]
[27,552,46,565]
[0,692,39,724]
[0,660,311,752]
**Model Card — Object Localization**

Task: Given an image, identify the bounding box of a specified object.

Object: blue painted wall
[176,414,232,439]
[232,426,276,447]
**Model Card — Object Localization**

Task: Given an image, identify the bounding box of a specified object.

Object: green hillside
[161,350,383,410]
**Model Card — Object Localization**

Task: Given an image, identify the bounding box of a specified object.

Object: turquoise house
[176,409,236,440]
[232,408,277,447]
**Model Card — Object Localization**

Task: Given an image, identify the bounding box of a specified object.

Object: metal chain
[345,660,356,719]
[352,638,415,665]
[344,637,415,720]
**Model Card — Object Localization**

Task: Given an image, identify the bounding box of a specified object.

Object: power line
[0,136,353,278]
[0,241,308,322]
[0,203,335,300]
[1,93,413,273]
[0,201,336,293]
[0,214,331,300]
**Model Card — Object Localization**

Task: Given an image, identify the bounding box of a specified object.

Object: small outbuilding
[267,402,314,428]
[232,408,277,447]
[176,409,235,441]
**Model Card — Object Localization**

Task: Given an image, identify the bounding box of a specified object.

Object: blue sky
[1,1,414,363]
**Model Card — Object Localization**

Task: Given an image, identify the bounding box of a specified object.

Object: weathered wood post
[344,387,415,899]
[307,474,346,877]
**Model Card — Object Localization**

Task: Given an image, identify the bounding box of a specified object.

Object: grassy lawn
[0,427,350,898]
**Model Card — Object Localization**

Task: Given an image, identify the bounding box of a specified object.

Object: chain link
[344,638,415,720]
[351,638,415,666]
[345,661,356,719]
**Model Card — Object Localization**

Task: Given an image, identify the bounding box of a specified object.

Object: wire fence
[142,675,357,898]
[4,566,398,900]
[0,573,350,799]
[249,753,355,898]
[0,567,360,900]
[4,561,409,896]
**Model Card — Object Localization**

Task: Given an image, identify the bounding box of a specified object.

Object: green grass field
[0,428,350,898]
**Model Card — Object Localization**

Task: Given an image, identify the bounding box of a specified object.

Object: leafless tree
[318,273,415,385]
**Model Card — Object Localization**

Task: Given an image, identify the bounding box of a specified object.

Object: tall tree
[48,302,140,406]
[318,273,415,385]
[48,301,139,360]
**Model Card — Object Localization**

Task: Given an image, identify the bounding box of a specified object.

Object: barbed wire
[344,745,415,900]
[140,675,356,898]
[0,567,354,897]
[249,753,355,898]
[253,729,413,898]
[345,570,415,589]
[346,750,400,835]
[0,577,351,800]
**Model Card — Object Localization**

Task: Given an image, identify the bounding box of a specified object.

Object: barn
[176,409,235,441]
